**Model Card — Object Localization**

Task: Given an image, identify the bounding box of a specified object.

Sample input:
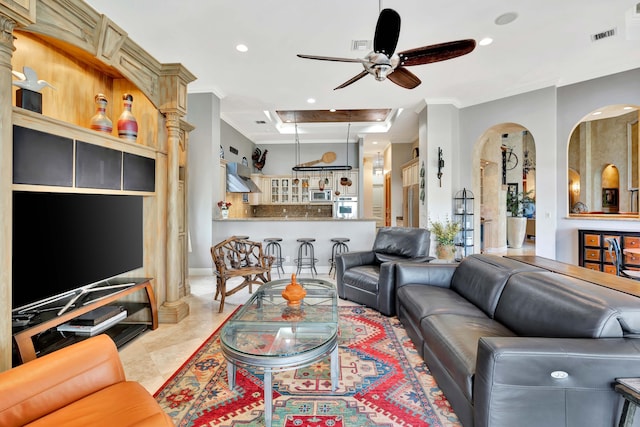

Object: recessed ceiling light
[236,44,248,52]
[495,12,518,26]
[307,98,316,104]
[592,111,602,116]
[479,37,493,46]
[624,106,634,110]
[372,141,378,145]
[330,108,336,112]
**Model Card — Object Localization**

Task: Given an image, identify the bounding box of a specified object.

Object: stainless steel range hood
[226,162,261,193]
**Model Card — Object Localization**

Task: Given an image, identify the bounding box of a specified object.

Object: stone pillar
[0,15,16,371]
[158,111,189,323]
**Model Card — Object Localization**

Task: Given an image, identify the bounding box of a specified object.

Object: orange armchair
[0,335,173,427]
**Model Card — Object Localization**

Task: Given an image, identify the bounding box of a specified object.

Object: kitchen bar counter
[212,218,377,275]
[223,217,377,221]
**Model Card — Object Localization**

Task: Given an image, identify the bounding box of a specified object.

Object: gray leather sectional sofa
[395,254,640,427]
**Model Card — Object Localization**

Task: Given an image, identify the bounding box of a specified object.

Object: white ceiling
[85,0,640,156]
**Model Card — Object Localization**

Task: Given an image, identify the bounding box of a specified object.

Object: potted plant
[506,190,534,248]
[429,216,462,261]
[217,200,232,219]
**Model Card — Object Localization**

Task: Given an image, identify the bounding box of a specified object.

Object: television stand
[56,282,136,316]
[12,278,158,364]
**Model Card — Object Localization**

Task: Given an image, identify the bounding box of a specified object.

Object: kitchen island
[212,218,377,275]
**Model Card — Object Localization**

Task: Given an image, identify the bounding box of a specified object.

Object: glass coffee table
[220,278,338,427]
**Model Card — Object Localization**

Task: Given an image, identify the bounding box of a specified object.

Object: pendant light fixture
[292,120,352,172]
[373,152,384,176]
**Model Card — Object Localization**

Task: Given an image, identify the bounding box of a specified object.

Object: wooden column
[158,111,189,323]
[0,15,16,372]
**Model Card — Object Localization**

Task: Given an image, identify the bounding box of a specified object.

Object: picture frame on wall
[602,188,618,207]
[507,183,518,200]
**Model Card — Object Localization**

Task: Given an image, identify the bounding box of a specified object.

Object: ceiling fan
[297,8,476,90]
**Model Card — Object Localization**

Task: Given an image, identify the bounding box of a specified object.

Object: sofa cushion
[397,285,488,329]
[495,271,640,338]
[342,264,380,293]
[26,381,173,427]
[450,255,543,318]
[372,227,430,261]
[420,314,516,401]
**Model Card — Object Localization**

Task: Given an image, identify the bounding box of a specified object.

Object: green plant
[429,216,462,246]
[506,190,535,217]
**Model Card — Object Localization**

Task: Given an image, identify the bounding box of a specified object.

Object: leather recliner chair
[336,226,433,316]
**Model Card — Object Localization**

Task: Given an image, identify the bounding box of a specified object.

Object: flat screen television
[12,191,144,313]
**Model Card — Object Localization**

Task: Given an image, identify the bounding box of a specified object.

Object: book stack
[57,306,127,336]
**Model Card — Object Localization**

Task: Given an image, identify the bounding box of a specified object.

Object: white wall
[254,142,358,176]
[556,68,640,264]
[459,87,557,259]
[186,93,220,269]
[425,104,459,227]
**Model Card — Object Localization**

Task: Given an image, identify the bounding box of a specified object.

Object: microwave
[310,189,332,202]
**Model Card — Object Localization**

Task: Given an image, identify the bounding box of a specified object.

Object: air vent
[351,40,372,51]
[255,120,266,124]
[591,28,617,42]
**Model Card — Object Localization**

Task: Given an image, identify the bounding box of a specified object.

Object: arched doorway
[473,123,536,254]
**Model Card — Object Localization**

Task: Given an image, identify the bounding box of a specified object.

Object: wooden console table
[12,279,158,364]
[506,255,640,298]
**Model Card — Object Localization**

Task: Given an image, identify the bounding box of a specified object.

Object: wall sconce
[437,147,444,187]
[571,182,580,194]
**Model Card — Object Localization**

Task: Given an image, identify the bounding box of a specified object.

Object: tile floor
[120,244,536,394]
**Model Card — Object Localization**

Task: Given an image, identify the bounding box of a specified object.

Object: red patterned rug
[155,306,461,426]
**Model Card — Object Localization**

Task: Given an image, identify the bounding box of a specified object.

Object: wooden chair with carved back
[210,236,274,312]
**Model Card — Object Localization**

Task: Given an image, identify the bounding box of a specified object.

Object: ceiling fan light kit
[297,8,476,90]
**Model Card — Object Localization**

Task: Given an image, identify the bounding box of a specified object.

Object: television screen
[12,192,144,312]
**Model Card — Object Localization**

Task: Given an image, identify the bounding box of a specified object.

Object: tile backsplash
[252,204,333,218]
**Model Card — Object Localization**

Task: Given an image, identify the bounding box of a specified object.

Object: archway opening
[567,104,639,216]
[474,123,536,254]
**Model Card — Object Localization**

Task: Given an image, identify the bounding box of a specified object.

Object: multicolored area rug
[155,306,461,427]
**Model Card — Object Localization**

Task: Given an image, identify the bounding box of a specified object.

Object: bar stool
[329,237,350,278]
[295,238,318,277]
[264,237,285,277]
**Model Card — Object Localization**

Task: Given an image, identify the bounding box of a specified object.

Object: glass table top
[220,278,338,363]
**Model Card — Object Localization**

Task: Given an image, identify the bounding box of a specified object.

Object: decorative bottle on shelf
[117,93,138,141]
[90,93,112,134]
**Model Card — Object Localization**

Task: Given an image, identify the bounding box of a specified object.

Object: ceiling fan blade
[297,54,366,63]
[334,71,369,90]
[399,39,476,67]
[374,8,401,56]
[387,67,421,89]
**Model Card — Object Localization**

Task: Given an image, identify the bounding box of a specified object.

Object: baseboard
[189,268,212,276]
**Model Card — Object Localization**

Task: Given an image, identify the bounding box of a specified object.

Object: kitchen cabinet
[402,160,419,187]
[334,169,358,197]
[270,177,289,203]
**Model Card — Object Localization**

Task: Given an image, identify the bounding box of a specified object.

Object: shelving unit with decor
[453,188,474,259]
[0,0,196,370]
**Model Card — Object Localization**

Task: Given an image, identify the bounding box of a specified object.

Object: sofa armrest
[395,261,457,290]
[0,335,126,427]
[336,251,376,298]
[474,336,640,427]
